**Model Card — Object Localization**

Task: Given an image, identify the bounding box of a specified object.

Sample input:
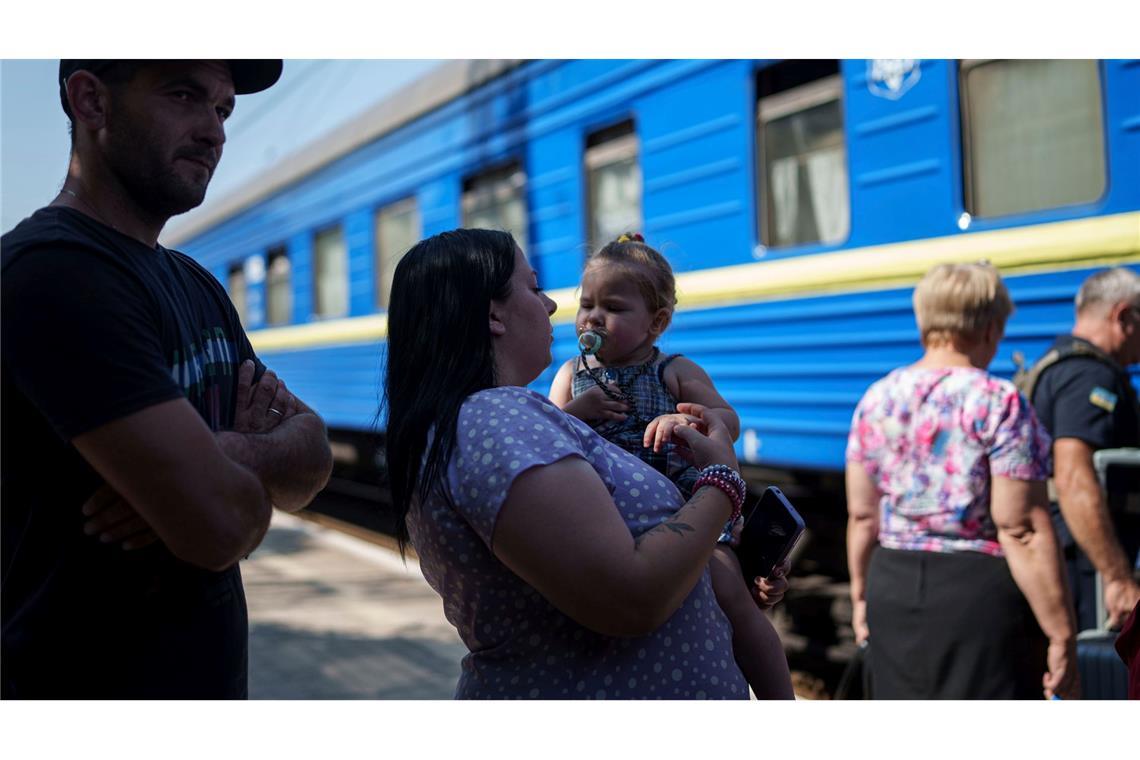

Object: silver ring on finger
[268,407,284,417]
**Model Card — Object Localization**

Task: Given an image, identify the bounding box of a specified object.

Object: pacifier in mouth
[578,329,604,356]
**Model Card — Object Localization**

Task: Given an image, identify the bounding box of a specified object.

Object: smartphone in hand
[734,485,805,581]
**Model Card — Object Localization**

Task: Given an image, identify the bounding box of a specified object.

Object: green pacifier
[578,330,604,356]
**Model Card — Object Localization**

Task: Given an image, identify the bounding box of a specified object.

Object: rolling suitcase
[1074,448,1140,699]
[1076,630,1128,699]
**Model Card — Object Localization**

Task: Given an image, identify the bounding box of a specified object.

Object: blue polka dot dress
[406,386,748,699]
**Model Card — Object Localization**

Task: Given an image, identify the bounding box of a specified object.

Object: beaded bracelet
[694,464,746,524]
[699,464,746,506]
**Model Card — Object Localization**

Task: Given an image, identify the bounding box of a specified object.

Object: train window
[585,120,641,251]
[227,262,247,326]
[313,225,348,319]
[960,59,1106,218]
[461,163,528,251]
[265,246,292,326]
[374,197,420,310]
[756,62,849,249]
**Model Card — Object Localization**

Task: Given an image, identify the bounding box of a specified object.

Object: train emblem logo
[867,59,921,100]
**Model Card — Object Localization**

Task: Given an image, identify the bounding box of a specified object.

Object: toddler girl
[549,233,793,699]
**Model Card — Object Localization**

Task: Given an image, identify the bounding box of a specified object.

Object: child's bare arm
[710,546,794,699]
[645,358,740,451]
[668,357,740,438]
[710,545,755,619]
[549,359,575,408]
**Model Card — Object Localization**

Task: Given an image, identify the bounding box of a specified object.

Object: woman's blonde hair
[912,262,1013,347]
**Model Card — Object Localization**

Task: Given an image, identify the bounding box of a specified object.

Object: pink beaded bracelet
[694,464,746,523]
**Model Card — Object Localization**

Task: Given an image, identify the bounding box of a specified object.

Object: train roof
[164,59,522,247]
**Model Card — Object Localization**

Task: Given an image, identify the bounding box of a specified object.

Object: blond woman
[845,262,1078,699]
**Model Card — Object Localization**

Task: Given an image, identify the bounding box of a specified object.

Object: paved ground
[243,511,817,700]
[243,511,466,699]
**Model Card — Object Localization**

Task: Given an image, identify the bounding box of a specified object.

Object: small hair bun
[616,232,645,244]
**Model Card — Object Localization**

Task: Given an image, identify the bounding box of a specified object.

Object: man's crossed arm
[77,361,333,570]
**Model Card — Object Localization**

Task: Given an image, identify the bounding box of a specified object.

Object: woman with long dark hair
[384,229,755,698]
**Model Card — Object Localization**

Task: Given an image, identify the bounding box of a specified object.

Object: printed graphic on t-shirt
[169,326,240,431]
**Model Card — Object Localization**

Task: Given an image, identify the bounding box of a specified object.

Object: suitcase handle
[1089,448,1140,631]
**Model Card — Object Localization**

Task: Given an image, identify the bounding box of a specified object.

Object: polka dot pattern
[407,386,747,699]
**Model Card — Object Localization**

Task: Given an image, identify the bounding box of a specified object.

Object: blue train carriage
[165,59,1140,495]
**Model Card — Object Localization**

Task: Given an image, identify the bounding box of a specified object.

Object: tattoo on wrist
[635,520,695,546]
[633,484,728,546]
[662,521,695,537]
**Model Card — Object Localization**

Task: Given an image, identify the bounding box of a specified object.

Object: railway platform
[244,507,833,700]
[243,510,466,699]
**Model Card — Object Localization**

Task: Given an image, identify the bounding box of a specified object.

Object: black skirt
[865,547,1048,699]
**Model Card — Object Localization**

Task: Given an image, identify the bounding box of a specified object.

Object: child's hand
[675,402,734,436]
[669,416,739,471]
[750,558,791,610]
[643,413,705,453]
[563,384,629,423]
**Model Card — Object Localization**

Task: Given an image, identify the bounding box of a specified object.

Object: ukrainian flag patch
[1089,386,1118,413]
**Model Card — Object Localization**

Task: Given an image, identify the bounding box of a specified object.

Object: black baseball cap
[59,59,283,115]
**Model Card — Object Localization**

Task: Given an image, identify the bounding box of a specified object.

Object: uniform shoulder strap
[1014,337,1122,403]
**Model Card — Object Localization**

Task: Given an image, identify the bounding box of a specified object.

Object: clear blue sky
[0,60,443,234]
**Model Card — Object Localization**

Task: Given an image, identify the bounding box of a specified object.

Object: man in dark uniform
[1022,267,1140,632]
[1,60,333,697]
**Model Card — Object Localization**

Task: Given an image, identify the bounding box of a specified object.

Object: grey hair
[1075,267,1140,316]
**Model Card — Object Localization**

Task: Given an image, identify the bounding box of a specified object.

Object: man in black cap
[1,60,333,698]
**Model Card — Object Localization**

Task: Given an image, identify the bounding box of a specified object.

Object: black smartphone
[734,486,806,581]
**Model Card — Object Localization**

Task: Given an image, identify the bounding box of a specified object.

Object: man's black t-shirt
[1032,336,1140,454]
[1031,335,1140,629]
[1,207,263,698]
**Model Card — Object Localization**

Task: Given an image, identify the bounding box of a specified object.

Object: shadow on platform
[249,622,462,699]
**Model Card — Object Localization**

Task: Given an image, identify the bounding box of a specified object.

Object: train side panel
[177,59,1140,476]
[250,262,1134,473]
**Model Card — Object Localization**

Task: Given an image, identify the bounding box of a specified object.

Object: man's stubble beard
[104,110,213,221]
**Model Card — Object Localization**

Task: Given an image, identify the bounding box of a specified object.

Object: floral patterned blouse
[846,366,1052,557]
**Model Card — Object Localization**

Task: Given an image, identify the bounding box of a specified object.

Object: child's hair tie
[616,232,645,244]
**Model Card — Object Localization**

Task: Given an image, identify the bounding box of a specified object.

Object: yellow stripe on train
[249,211,1140,353]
